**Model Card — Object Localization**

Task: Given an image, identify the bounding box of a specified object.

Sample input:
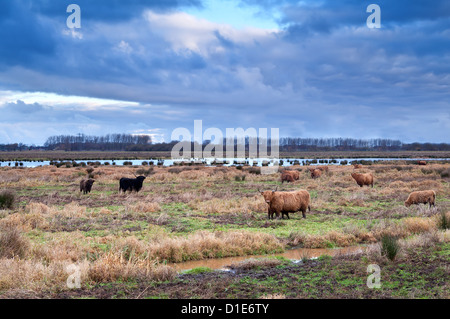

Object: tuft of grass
[182,267,214,275]
[437,212,450,230]
[0,226,30,258]
[0,190,15,209]
[228,257,282,270]
[380,235,400,261]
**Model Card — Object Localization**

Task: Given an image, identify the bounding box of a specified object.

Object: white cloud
[144,10,277,56]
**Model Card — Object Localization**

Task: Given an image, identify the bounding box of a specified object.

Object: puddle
[169,246,364,272]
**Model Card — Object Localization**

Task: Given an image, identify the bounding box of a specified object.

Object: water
[0,157,448,168]
[169,246,365,272]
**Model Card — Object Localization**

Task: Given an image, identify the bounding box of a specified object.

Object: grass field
[0,159,449,298]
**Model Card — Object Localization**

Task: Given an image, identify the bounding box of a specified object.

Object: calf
[80,179,95,194]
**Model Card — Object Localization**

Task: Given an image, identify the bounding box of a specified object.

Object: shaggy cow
[260,187,311,220]
[351,172,374,188]
[417,161,427,166]
[405,190,436,208]
[311,169,322,179]
[119,176,146,193]
[80,179,95,194]
[317,166,329,172]
[309,166,328,173]
[281,170,300,183]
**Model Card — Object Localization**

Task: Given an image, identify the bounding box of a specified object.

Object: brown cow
[260,187,311,220]
[309,166,328,173]
[351,172,374,188]
[311,169,322,179]
[281,170,300,183]
[405,190,436,208]
[417,161,427,166]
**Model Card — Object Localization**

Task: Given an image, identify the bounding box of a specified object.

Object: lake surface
[1,157,448,168]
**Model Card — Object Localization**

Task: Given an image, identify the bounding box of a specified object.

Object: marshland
[0,156,449,299]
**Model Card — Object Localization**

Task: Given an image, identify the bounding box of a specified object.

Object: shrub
[380,235,400,261]
[0,190,15,209]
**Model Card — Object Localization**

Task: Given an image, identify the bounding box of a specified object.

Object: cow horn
[273,186,278,192]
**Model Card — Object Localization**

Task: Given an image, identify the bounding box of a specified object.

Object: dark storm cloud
[31,0,202,21]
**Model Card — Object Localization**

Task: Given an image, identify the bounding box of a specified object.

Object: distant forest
[0,134,449,152]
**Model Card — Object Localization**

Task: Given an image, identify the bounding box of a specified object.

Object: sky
[0,0,449,145]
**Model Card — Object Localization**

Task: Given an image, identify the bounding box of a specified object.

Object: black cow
[119,176,146,193]
[80,179,95,194]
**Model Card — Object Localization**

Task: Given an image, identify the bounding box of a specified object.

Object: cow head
[259,186,278,204]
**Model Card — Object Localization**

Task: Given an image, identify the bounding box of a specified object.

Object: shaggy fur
[260,189,311,220]
[317,166,329,172]
[309,166,328,173]
[119,176,146,193]
[351,172,374,188]
[281,170,300,183]
[80,179,95,194]
[405,190,436,208]
[311,169,322,179]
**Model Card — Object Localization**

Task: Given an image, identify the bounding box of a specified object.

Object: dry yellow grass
[403,217,436,234]
[146,230,283,263]
[188,196,267,214]
[87,252,176,283]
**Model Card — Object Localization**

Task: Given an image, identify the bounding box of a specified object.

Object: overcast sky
[0,0,449,145]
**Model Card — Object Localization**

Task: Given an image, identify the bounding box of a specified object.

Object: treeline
[43,134,152,151]
[1,135,449,152]
[279,137,403,151]
[0,143,34,152]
